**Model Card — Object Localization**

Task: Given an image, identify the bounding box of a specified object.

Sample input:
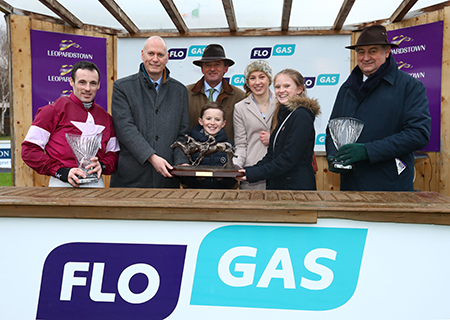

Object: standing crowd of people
[22,25,431,192]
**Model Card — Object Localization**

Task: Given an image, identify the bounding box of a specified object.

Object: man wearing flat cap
[187,44,245,142]
[326,24,431,191]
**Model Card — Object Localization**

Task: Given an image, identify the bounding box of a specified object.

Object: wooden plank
[0,0,13,14]
[38,0,84,29]
[159,0,188,34]
[439,6,450,196]
[281,0,293,32]
[120,28,353,39]
[2,188,450,225]
[390,0,419,23]
[222,0,237,33]
[98,0,139,34]
[10,15,33,187]
[0,204,317,224]
[318,210,450,225]
[194,190,212,199]
[333,0,356,30]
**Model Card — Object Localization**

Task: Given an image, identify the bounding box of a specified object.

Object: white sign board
[0,141,11,168]
[117,36,351,151]
[1,217,449,319]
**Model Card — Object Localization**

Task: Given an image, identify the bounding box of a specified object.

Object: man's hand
[67,168,86,187]
[148,154,173,178]
[335,143,369,166]
[260,131,270,146]
[86,156,102,178]
[327,155,349,174]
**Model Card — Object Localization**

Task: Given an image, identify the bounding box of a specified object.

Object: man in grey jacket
[110,36,189,188]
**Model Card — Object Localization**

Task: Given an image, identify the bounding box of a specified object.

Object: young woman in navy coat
[237,69,320,190]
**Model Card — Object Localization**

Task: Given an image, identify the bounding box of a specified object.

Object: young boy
[182,102,237,189]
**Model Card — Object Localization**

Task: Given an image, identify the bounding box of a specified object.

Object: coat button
[155,109,159,114]
[155,136,159,141]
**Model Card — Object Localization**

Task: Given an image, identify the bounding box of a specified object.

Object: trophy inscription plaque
[65,132,102,184]
[328,117,364,170]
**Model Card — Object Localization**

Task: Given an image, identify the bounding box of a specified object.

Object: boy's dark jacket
[181,124,237,189]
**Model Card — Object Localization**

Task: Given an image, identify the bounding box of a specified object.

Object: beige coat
[187,77,245,143]
[233,91,277,189]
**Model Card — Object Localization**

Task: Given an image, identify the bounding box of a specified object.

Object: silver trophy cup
[328,117,364,170]
[65,132,102,184]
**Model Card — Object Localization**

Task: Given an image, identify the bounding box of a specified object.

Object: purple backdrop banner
[30,30,108,117]
[389,21,443,152]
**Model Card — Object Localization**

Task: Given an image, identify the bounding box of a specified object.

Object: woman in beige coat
[233,60,277,189]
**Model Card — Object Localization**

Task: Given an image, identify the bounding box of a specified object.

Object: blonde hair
[271,69,306,132]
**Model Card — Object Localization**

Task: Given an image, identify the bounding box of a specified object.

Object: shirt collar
[204,80,222,93]
[141,64,163,86]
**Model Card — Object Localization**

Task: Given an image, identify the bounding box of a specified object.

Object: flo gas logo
[191,225,367,311]
[168,48,187,60]
[168,45,207,60]
[231,74,245,86]
[188,45,207,57]
[303,74,340,89]
[36,242,186,320]
[316,133,326,145]
[250,44,296,59]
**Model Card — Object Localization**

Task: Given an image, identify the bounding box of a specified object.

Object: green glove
[327,155,349,174]
[335,143,368,166]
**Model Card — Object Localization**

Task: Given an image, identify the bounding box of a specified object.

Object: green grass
[0,172,12,186]
[0,135,10,140]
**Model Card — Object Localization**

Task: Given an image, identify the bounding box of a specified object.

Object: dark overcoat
[110,64,189,188]
[245,96,320,190]
[325,54,431,191]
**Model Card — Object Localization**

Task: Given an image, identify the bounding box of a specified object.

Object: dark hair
[71,61,101,82]
[199,102,226,119]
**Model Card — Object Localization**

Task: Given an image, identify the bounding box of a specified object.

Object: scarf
[346,54,396,102]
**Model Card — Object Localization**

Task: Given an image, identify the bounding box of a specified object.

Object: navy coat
[326,54,431,191]
[245,96,320,190]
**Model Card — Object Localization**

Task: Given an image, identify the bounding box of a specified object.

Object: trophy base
[170,165,244,178]
[77,175,99,184]
[332,160,353,170]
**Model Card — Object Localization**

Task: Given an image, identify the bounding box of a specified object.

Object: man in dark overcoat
[110,36,189,188]
[326,25,431,191]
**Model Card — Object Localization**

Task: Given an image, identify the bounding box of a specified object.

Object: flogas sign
[191,225,367,311]
[36,242,186,320]
[250,44,296,59]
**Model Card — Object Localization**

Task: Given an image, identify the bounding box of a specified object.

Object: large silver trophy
[65,132,102,184]
[328,117,364,170]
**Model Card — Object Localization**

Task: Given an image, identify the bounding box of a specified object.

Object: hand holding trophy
[328,117,364,170]
[65,132,102,184]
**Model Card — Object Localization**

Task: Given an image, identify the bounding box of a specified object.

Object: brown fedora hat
[193,44,235,67]
[346,25,399,50]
